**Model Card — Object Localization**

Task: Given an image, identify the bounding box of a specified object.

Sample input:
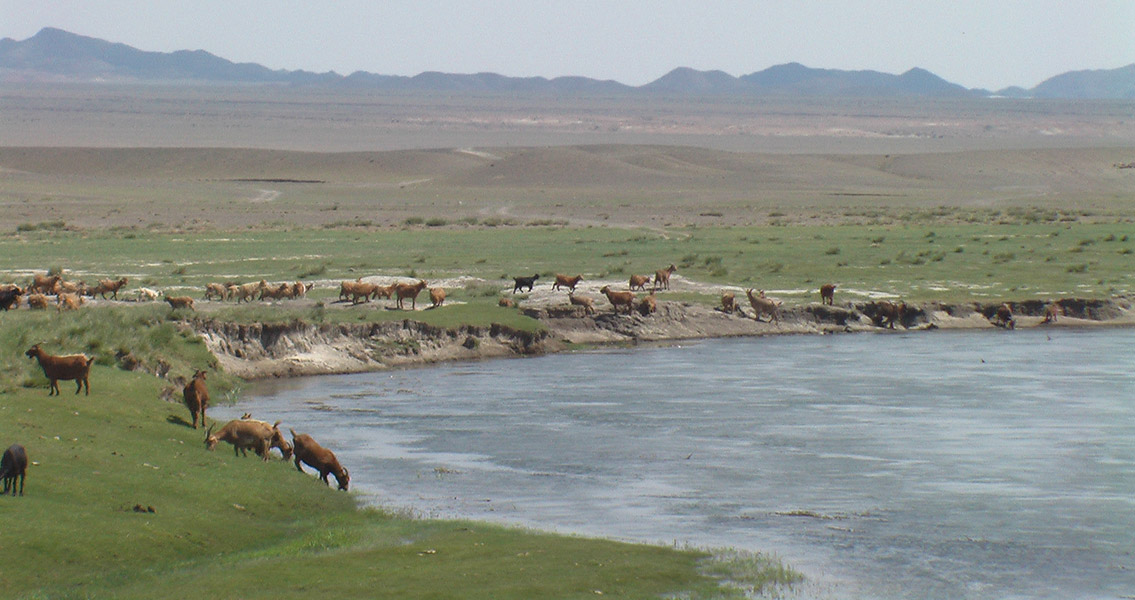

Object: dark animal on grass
[0,286,23,311]
[164,295,195,310]
[1,444,27,496]
[92,277,128,300]
[820,284,836,306]
[653,264,677,291]
[552,274,583,292]
[182,370,209,429]
[599,285,636,314]
[205,419,286,462]
[745,289,781,323]
[394,280,428,310]
[872,300,906,329]
[628,274,651,291]
[512,274,539,293]
[25,344,92,396]
[290,430,349,491]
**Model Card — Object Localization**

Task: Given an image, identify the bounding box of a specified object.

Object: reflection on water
[218,328,1135,599]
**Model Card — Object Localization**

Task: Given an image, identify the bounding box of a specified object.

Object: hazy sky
[2,0,1133,90]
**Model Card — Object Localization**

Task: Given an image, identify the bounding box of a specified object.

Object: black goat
[0,287,22,311]
[512,274,539,293]
[1,444,27,496]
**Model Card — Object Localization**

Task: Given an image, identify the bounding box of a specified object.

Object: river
[217,327,1135,599]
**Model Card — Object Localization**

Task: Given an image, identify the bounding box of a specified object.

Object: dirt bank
[195,296,1134,380]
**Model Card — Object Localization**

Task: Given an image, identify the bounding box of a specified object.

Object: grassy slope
[0,311,798,599]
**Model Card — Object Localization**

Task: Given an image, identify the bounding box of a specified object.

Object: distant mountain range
[2,27,1133,99]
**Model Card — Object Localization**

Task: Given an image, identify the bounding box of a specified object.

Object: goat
[628,274,651,291]
[498,297,516,308]
[26,293,49,310]
[339,280,378,304]
[182,370,209,429]
[205,419,286,462]
[994,303,1015,330]
[820,284,836,306]
[745,289,781,323]
[512,274,539,293]
[232,280,267,303]
[135,287,161,302]
[57,280,87,296]
[92,277,128,300]
[871,300,906,329]
[1042,303,1061,324]
[290,430,349,491]
[721,292,739,314]
[29,273,61,295]
[0,286,22,311]
[26,344,92,396]
[238,416,293,459]
[568,292,595,315]
[165,295,195,311]
[653,264,677,291]
[552,274,583,292]
[204,282,228,301]
[429,287,446,308]
[292,281,312,298]
[1,444,27,496]
[259,282,294,301]
[56,293,83,311]
[394,280,428,310]
[637,292,657,316]
[599,285,636,314]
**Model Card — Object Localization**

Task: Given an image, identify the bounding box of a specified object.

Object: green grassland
[0,309,799,599]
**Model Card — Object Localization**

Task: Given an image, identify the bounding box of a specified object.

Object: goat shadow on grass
[166,415,196,429]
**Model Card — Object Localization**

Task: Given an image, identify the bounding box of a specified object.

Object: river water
[218,327,1135,599]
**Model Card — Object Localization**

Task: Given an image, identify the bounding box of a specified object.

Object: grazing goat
[394,280,428,310]
[552,274,583,292]
[1,444,27,496]
[56,293,83,311]
[26,344,92,396]
[429,287,446,308]
[92,277,128,300]
[820,284,836,306]
[721,292,739,314]
[871,300,906,329]
[637,292,657,316]
[27,293,49,310]
[290,430,349,491]
[628,274,651,291]
[0,286,23,311]
[599,285,636,314]
[165,295,195,311]
[512,274,539,293]
[994,303,1015,330]
[182,370,209,429]
[29,273,61,295]
[238,416,293,459]
[745,289,781,323]
[204,282,228,301]
[568,292,595,315]
[498,297,516,308]
[205,420,286,462]
[653,264,677,291]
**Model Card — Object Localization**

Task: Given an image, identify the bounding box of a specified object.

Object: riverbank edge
[194,296,1135,380]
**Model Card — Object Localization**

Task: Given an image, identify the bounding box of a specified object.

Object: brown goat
[182,370,209,429]
[204,282,228,301]
[722,292,739,314]
[231,280,267,303]
[238,416,293,459]
[552,274,583,292]
[628,274,651,291]
[29,273,61,295]
[429,287,446,308]
[568,292,595,315]
[57,280,87,296]
[653,264,677,291]
[165,295,195,310]
[872,300,906,329]
[56,293,83,311]
[637,292,657,316]
[820,283,836,306]
[1042,303,1061,324]
[92,277,128,300]
[27,293,49,310]
[498,297,516,308]
[599,285,636,314]
[994,303,1015,330]
[205,419,286,462]
[290,430,349,491]
[26,344,92,396]
[394,280,428,310]
[745,289,781,323]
